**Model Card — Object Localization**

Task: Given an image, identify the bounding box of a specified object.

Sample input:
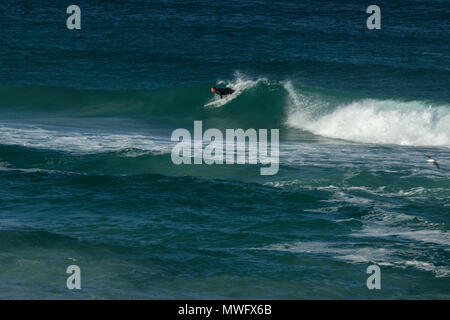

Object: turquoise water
[0,0,449,299]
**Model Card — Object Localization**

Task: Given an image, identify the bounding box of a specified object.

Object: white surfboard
[204,90,240,108]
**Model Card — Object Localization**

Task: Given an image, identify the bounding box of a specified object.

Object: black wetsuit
[214,87,234,98]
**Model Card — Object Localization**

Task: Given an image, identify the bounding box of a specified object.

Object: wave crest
[285,82,450,147]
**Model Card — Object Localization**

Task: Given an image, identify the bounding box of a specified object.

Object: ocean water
[0,0,449,299]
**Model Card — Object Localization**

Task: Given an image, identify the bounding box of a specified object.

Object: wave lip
[285,82,450,147]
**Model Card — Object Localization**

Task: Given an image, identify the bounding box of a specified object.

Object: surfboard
[204,90,240,108]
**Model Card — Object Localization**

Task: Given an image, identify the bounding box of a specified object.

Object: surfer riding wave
[211,86,234,99]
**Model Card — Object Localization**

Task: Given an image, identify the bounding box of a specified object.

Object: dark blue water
[0,0,449,299]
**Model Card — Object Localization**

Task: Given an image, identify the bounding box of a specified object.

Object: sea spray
[284,82,450,147]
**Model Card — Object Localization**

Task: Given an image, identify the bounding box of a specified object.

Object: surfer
[211,86,234,99]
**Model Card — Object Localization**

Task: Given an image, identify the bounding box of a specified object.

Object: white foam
[253,241,450,277]
[284,82,450,147]
[253,241,397,265]
[355,227,450,246]
[0,124,172,154]
[0,166,78,175]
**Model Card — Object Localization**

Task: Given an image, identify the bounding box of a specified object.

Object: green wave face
[1,80,449,147]
[0,82,288,128]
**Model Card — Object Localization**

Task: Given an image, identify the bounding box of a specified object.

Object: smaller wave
[252,241,398,266]
[252,240,450,277]
[0,165,77,175]
[354,209,450,247]
[0,124,172,154]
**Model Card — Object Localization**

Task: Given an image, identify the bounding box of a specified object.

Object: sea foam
[284,82,450,147]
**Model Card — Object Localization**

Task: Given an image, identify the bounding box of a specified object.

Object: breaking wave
[284,82,450,147]
[1,74,449,147]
